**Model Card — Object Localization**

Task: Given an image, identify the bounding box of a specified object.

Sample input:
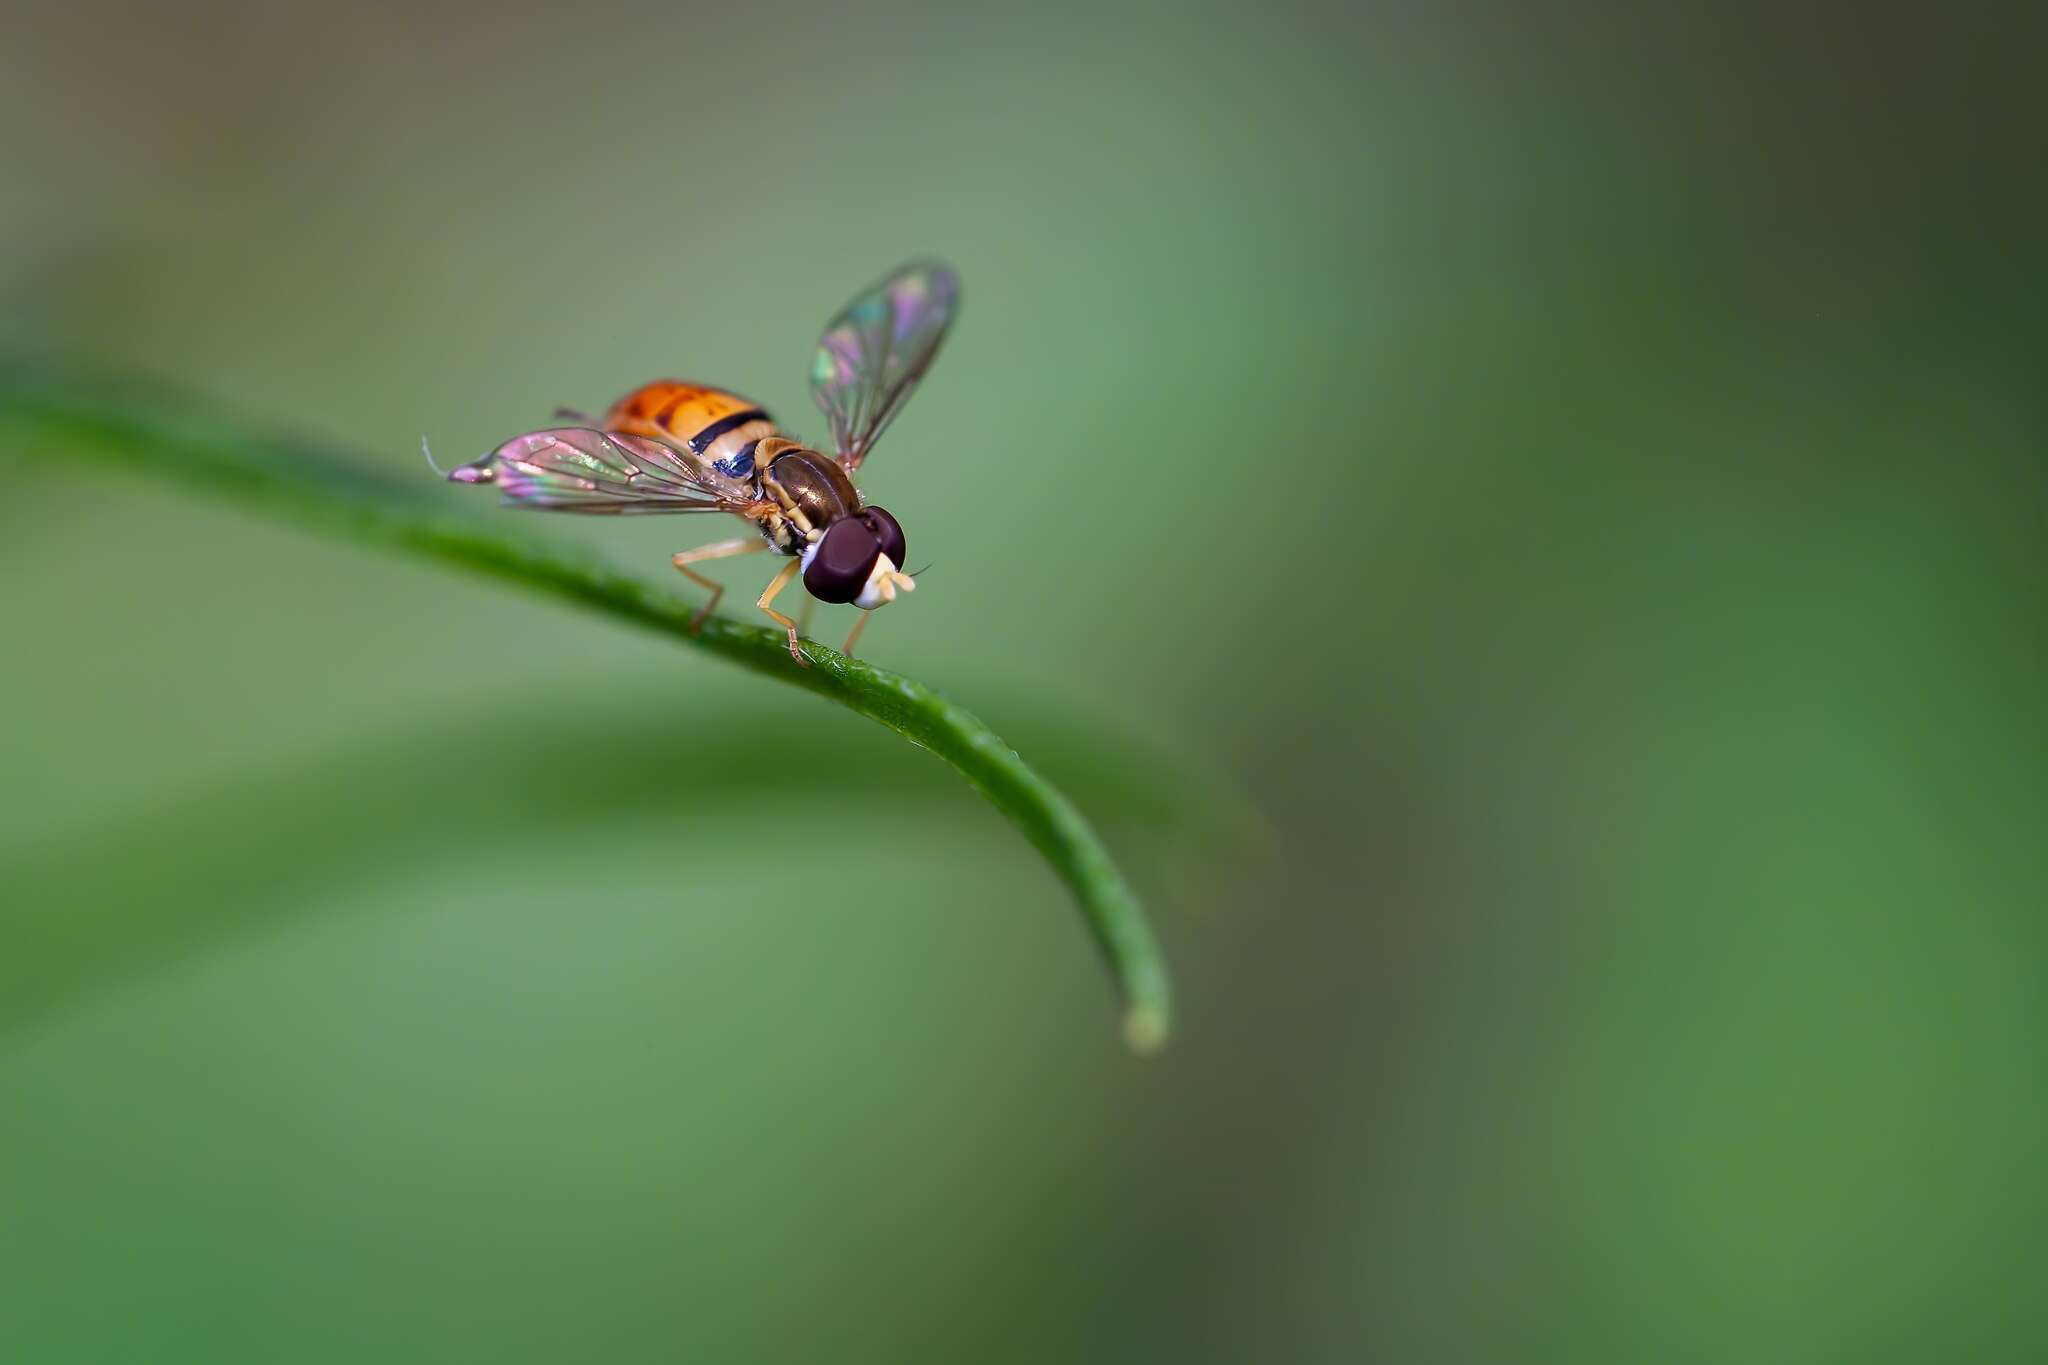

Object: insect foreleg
[840,610,872,659]
[672,537,768,634]
[757,560,808,667]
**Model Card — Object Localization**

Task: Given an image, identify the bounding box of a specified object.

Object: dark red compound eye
[861,506,906,568]
[803,517,880,604]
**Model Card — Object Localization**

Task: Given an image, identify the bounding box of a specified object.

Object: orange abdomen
[604,380,781,473]
[604,380,753,436]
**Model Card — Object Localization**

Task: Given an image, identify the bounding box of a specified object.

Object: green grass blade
[0,359,1172,1052]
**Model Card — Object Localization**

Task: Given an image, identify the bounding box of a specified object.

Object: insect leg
[756,560,809,667]
[552,407,593,422]
[840,609,872,659]
[672,537,767,634]
[795,595,817,639]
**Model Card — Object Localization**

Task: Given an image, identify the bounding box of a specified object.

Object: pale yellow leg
[672,537,767,633]
[841,609,872,659]
[795,595,817,639]
[757,559,808,666]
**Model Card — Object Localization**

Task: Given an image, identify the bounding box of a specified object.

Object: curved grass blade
[0,359,1172,1052]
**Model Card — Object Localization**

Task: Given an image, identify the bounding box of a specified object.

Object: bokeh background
[3,2,2043,1360]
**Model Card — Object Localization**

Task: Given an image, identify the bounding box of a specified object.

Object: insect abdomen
[605,381,779,479]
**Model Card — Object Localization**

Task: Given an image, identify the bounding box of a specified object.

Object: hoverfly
[438,261,959,666]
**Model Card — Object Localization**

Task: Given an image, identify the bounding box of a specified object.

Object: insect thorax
[756,448,861,555]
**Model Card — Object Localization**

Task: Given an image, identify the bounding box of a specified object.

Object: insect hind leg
[672,537,767,634]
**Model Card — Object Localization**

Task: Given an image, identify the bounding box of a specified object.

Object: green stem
[0,360,1171,1052]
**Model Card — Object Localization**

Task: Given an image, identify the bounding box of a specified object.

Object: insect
[438,261,959,666]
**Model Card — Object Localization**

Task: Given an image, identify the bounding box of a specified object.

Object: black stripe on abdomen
[688,409,770,454]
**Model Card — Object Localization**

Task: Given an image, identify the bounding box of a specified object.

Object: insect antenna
[420,436,449,476]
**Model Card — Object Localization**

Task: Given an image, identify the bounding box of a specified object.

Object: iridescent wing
[444,426,766,515]
[810,261,960,471]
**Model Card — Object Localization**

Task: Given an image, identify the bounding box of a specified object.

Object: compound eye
[803,517,880,604]
[861,506,907,568]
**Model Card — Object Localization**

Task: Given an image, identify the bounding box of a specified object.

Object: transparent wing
[810,260,959,470]
[445,427,765,516]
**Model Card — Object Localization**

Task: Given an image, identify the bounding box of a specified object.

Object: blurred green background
[3,2,2043,1360]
